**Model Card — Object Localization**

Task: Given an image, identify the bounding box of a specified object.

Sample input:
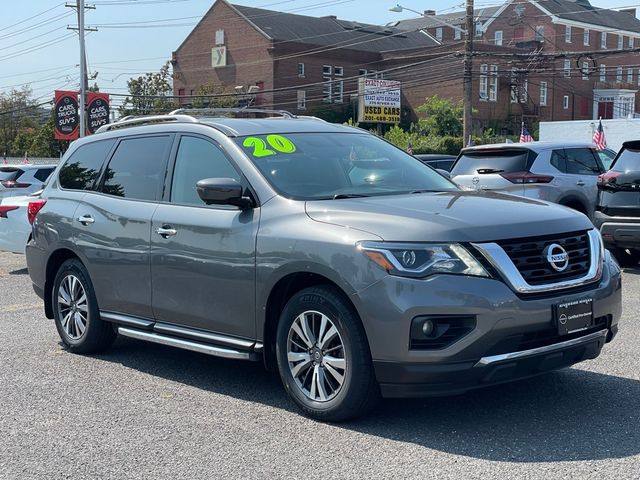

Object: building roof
[393,6,501,33]
[231,4,438,52]
[538,0,640,34]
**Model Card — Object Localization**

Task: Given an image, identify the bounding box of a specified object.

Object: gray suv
[26,112,622,421]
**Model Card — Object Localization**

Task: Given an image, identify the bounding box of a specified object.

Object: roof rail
[169,107,296,118]
[95,114,198,134]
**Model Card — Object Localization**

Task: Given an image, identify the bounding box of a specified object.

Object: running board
[117,327,257,361]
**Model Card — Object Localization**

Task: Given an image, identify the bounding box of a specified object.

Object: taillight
[27,199,47,225]
[0,180,31,188]
[598,171,621,185]
[0,205,19,218]
[500,171,554,184]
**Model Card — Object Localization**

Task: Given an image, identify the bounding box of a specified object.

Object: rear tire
[276,286,378,422]
[52,259,116,354]
[612,248,640,267]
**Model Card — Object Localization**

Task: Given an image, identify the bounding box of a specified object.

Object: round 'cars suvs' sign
[87,92,110,135]
[54,90,79,140]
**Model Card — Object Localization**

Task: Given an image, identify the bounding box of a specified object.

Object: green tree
[29,112,69,158]
[190,83,237,108]
[415,95,464,137]
[119,62,177,116]
[0,86,39,156]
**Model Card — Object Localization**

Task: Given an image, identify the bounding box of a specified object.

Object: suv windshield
[611,147,640,172]
[235,132,457,199]
[451,149,531,175]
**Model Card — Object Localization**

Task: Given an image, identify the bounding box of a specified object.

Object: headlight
[357,241,489,279]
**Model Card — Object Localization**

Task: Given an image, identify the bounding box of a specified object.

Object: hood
[305,191,594,242]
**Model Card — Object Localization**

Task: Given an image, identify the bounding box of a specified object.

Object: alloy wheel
[57,274,88,340]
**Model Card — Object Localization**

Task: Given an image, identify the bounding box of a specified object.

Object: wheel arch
[43,248,83,319]
[558,195,588,215]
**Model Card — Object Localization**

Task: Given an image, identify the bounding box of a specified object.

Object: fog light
[421,319,434,336]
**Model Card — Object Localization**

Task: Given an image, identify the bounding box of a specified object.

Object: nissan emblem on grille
[544,243,570,272]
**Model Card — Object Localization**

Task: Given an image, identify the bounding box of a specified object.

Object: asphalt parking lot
[0,251,639,479]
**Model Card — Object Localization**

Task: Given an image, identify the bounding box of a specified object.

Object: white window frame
[540,81,548,106]
[565,25,572,43]
[563,95,569,110]
[334,66,343,77]
[617,66,623,82]
[564,59,571,78]
[297,63,305,78]
[488,65,498,102]
[628,68,634,83]
[494,30,503,46]
[334,80,343,103]
[535,25,544,42]
[630,37,635,49]
[454,26,462,40]
[582,61,589,80]
[583,29,590,46]
[601,31,607,49]
[297,90,306,110]
[479,64,488,101]
[322,65,332,76]
[600,64,606,81]
[358,69,367,76]
[618,34,624,50]
[519,79,528,104]
[435,27,443,42]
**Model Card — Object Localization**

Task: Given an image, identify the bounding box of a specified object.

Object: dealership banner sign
[54,90,79,140]
[87,92,110,134]
[357,78,401,124]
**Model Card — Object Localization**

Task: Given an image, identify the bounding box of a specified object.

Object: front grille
[496,230,591,285]
[483,315,610,357]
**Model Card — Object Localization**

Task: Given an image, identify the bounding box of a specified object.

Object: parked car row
[21,111,622,421]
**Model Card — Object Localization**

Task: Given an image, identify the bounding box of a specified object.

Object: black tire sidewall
[276,286,373,419]
[52,259,101,350]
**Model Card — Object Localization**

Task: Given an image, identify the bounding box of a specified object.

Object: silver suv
[0,164,56,199]
[26,111,621,421]
[451,142,616,218]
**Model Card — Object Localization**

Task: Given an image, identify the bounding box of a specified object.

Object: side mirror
[196,178,254,209]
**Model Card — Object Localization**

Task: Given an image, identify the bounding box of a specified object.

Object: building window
[583,29,590,46]
[322,79,332,103]
[628,68,634,83]
[479,64,488,101]
[215,29,224,45]
[519,79,528,103]
[601,31,607,49]
[510,69,517,104]
[540,81,548,106]
[334,66,343,77]
[600,64,606,81]
[618,34,624,50]
[297,90,306,110]
[297,63,305,78]
[565,25,572,43]
[563,95,569,110]
[564,59,571,78]
[359,69,367,76]
[617,66,623,82]
[582,61,589,80]
[475,22,482,37]
[435,27,443,41]
[334,80,343,103]
[535,25,544,41]
[630,37,635,49]
[322,65,332,76]
[489,65,498,102]
[494,30,503,46]
[454,26,462,40]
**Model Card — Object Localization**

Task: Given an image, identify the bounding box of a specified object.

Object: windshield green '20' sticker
[243,135,296,157]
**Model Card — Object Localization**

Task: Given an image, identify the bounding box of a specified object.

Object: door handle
[155,226,177,238]
[77,215,95,225]
[576,180,585,186]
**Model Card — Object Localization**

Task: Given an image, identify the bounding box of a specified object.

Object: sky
[0,0,637,110]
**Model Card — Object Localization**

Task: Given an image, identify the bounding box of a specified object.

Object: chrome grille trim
[472,229,604,294]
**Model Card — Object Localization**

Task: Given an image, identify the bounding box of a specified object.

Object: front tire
[52,259,116,353]
[276,286,378,421]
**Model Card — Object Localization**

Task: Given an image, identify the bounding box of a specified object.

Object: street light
[390,2,474,144]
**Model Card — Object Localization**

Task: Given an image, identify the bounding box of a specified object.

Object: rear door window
[611,147,640,172]
[550,149,567,172]
[101,135,172,201]
[59,139,115,190]
[451,149,531,175]
[564,148,601,175]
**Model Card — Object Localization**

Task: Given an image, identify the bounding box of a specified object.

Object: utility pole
[66,1,96,137]
[463,0,474,145]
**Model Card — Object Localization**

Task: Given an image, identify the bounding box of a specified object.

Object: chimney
[619,8,637,17]
[423,9,436,16]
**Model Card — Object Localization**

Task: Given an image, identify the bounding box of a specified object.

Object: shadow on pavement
[9,267,29,275]
[96,337,640,463]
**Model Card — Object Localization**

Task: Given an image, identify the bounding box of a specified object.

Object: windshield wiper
[476,168,504,174]
[332,193,370,199]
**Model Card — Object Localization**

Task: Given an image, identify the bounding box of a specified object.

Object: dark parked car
[26,110,621,421]
[594,140,640,266]
[414,154,457,172]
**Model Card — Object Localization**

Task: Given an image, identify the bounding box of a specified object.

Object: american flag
[519,123,534,143]
[593,119,607,150]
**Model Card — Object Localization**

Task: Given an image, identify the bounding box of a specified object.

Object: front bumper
[593,210,640,249]
[354,252,622,398]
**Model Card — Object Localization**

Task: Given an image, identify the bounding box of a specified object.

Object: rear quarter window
[451,149,532,175]
[612,148,640,172]
[34,168,54,182]
[59,139,116,190]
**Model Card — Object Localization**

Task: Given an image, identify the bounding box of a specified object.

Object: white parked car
[0,193,38,254]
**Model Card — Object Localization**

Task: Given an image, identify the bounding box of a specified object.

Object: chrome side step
[117,327,257,361]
